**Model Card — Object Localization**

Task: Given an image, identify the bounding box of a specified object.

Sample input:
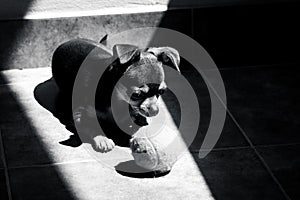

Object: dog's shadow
[34,78,84,147]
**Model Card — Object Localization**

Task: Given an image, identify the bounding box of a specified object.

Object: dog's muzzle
[139,96,159,117]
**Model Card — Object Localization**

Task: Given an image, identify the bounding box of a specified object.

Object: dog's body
[52,38,180,152]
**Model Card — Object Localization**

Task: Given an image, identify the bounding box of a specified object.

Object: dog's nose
[132,140,147,153]
[140,96,159,117]
[148,104,159,117]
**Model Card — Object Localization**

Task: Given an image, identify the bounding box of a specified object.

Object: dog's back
[52,39,107,93]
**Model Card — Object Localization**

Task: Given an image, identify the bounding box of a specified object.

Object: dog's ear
[147,47,180,73]
[99,34,108,45]
[113,44,140,64]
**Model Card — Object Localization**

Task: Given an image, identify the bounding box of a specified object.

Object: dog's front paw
[92,135,115,153]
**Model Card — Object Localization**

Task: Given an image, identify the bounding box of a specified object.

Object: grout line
[255,142,300,149]
[180,62,300,74]
[189,146,250,153]
[0,128,13,200]
[190,136,300,152]
[226,110,292,200]
[218,62,300,71]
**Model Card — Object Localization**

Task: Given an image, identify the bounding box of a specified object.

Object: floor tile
[1,121,93,168]
[0,81,93,167]
[221,65,300,146]
[9,165,76,200]
[0,84,35,125]
[192,148,287,200]
[0,170,8,200]
[189,114,249,151]
[9,152,213,200]
[257,145,300,200]
[0,67,51,85]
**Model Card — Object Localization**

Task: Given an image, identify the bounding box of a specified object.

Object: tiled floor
[0,64,299,199]
[221,65,300,146]
[192,149,287,200]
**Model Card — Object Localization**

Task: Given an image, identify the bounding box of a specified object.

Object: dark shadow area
[0,1,77,199]
[192,2,300,68]
[156,9,215,152]
[157,1,300,199]
[0,74,76,199]
[0,1,33,70]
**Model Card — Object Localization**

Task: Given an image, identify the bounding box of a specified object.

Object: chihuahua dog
[52,37,180,152]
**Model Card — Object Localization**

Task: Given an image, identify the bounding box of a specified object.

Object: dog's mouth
[129,106,149,126]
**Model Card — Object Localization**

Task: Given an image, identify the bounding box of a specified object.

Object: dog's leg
[73,106,115,152]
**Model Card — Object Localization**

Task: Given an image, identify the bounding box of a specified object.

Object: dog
[52,37,180,153]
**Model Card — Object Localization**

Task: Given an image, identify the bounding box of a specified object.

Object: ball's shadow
[115,160,170,178]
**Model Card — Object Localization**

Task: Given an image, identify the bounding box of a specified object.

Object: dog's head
[111,44,180,126]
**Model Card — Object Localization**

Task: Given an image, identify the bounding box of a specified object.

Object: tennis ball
[130,125,184,173]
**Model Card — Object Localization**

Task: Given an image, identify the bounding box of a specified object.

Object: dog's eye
[158,89,165,95]
[155,89,165,98]
[131,92,144,100]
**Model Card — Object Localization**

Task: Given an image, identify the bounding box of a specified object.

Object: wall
[0,0,299,70]
[0,0,297,20]
[0,0,169,20]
